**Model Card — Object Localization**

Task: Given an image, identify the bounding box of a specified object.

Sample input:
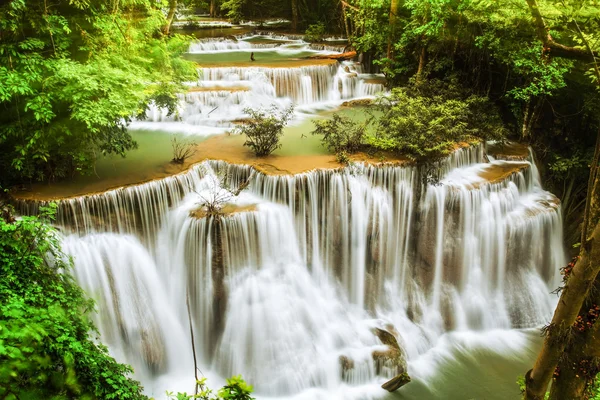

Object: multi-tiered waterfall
[17,36,566,399]
[130,36,384,135]
[19,143,565,399]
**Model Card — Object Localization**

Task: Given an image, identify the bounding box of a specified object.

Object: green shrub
[336,150,350,164]
[0,203,146,399]
[311,113,368,154]
[235,105,294,157]
[167,376,255,400]
[370,80,507,160]
[304,23,326,42]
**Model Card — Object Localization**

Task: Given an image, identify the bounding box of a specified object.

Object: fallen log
[306,51,357,61]
[382,372,411,392]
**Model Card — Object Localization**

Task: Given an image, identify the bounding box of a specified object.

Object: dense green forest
[1,0,600,399]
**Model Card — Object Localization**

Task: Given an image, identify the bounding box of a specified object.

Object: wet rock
[339,354,355,381]
[371,326,408,374]
[141,327,166,375]
[341,98,373,107]
[371,325,411,392]
[486,141,529,161]
[307,50,357,61]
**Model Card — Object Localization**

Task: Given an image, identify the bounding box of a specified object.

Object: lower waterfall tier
[23,145,564,398]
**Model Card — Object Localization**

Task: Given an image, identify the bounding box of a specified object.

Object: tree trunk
[291,0,299,32]
[521,98,531,139]
[387,0,400,59]
[210,218,226,350]
[524,2,600,398]
[525,219,600,399]
[524,0,598,61]
[210,0,217,18]
[549,280,600,400]
[163,0,177,36]
[416,46,427,83]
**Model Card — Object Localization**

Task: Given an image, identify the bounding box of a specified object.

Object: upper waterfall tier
[187,35,344,53]
[189,39,279,52]
[132,62,385,133]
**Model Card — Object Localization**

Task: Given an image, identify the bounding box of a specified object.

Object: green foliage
[0,203,147,400]
[166,376,254,400]
[220,0,286,24]
[311,113,369,158]
[0,0,197,185]
[235,105,294,157]
[368,80,507,160]
[304,23,326,42]
[221,0,245,23]
[336,150,350,165]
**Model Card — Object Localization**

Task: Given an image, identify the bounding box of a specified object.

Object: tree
[387,0,401,59]
[368,81,506,160]
[235,105,294,157]
[524,1,600,399]
[164,0,179,35]
[220,0,287,23]
[0,0,197,186]
[291,0,299,31]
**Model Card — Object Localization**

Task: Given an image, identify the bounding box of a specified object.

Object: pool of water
[173,26,254,39]
[185,49,323,64]
[17,107,376,199]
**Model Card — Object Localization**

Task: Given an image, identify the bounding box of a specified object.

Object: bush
[235,105,294,157]
[336,150,350,164]
[370,80,508,160]
[0,203,146,400]
[312,113,367,155]
[167,376,255,400]
[304,23,326,42]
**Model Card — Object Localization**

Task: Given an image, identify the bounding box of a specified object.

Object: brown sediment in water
[363,77,386,85]
[187,86,250,92]
[190,203,258,219]
[11,133,411,201]
[194,134,411,174]
[197,59,337,68]
[191,133,340,175]
[476,162,530,184]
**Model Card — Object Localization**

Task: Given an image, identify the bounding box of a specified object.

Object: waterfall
[130,40,385,133]
[19,143,565,398]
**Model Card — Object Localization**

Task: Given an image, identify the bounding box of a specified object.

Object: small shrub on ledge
[235,105,294,157]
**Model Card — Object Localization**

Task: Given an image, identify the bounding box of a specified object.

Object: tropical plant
[235,105,294,157]
[0,202,147,399]
[0,0,197,186]
[166,376,255,400]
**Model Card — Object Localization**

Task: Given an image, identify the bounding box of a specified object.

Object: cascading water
[21,143,565,399]
[130,36,385,134]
